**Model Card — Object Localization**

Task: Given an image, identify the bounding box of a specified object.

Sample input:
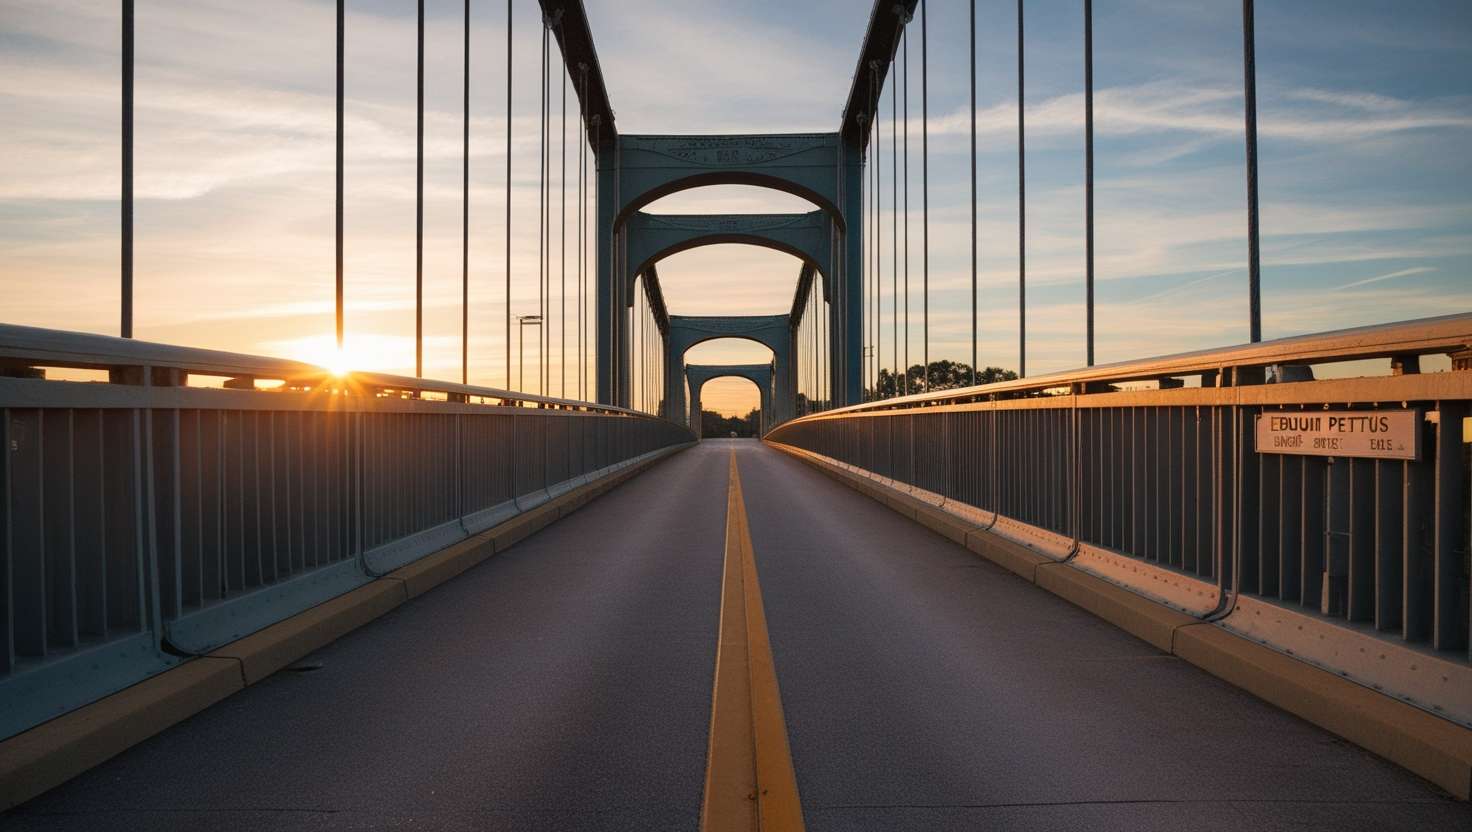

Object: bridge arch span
[613,134,846,232]
[685,364,773,437]
[664,315,795,428]
[624,211,834,304]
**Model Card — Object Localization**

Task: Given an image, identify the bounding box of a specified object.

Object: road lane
[732,440,1471,832]
[5,443,734,832]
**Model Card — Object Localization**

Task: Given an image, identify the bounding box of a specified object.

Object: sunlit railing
[768,313,1472,726]
[0,323,693,739]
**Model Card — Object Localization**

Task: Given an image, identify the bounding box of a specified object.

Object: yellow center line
[701,449,805,831]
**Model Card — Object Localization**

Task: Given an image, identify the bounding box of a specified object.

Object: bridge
[2,1,1471,829]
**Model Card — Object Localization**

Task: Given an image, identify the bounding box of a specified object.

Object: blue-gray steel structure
[598,134,860,411]
[624,211,833,301]
[663,315,793,428]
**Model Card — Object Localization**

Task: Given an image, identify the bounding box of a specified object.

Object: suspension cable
[902,23,909,398]
[503,0,511,390]
[970,0,977,386]
[865,66,877,397]
[561,51,568,398]
[922,0,929,392]
[122,0,134,336]
[1084,0,1095,366]
[334,0,342,352]
[544,20,552,394]
[416,0,424,378]
[577,65,586,400]
[462,0,470,384]
[890,43,897,399]
[592,113,601,400]
[538,18,547,395]
[581,67,589,400]
[1017,0,1026,379]
[1243,0,1262,343]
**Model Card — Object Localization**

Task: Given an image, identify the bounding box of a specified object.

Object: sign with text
[1255,410,1419,461]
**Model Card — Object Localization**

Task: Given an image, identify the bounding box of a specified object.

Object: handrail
[0,323,663,419]
[793,312,1472,419]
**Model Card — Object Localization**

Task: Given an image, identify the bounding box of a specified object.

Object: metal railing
[767,313,1472,726]
[0,324,693,739]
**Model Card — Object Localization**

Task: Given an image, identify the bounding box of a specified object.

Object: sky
[3,0,1470,415]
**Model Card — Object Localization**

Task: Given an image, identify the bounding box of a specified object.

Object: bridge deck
[6,441,1467,831]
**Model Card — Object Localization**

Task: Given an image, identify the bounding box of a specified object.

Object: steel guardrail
[767,313,1472,726]
[0,324,693,739]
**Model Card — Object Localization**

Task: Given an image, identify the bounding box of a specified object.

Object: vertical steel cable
[861,116,867,399]
[890,57,897,398]
[902,25,909,397]
[416,0,424,378]
[593,114,601,399]
[335,0,344,352]
[504,0,511,389]
[560,56,567,398]
[577,66,586,400]
[582,68,589,400]
[537,19,547,394]
[1017,0,1026,378]
[969,0,977,386]
[629,286,634,410]
[462,0,470,384]
[1242,0,1262,343]
[819,279,826,409]
[636,285,643,411]
[1084,0,1095,366]
[543,21,552,394]
[544,27,553,396]
[921,0,929,392]
[872,67,881,399]
[122,0,133,338]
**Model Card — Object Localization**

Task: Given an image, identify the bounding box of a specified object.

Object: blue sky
[2,0,1469,412]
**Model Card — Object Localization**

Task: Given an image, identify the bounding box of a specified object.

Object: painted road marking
[701,450,805,831]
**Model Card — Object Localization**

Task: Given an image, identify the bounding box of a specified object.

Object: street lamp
[863,345,875,402]
[516,314,543,395]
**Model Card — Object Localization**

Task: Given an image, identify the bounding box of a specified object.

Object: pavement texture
[5,439,1471,831]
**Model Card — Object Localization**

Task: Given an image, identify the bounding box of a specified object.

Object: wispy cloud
[1335,265,1437,290]
[916,80,1472,145]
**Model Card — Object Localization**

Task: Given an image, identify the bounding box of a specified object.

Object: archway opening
[685,338,773,437]
[658,245,802,317]
[698,378,761,438]
[643,185,821,216]
[618,175,842,231]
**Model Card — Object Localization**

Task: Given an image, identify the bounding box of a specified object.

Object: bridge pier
[664,315,793,430]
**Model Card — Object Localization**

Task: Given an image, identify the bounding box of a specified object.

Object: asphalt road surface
[6,440,1469,831]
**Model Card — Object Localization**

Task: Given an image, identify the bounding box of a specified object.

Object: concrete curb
[0,443,692,812]
[766,440,1472,800]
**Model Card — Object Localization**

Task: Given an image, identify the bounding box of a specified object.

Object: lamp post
[862,345,875,402]
[517,314,543,395]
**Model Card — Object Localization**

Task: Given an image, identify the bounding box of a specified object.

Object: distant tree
[871,361,1017,398]
[702,408,759,437]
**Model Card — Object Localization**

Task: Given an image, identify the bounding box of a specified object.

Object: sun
[270,332,416,380]
[324,349,352,378]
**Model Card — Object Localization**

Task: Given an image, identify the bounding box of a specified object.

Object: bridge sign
[1255,410,1419,461]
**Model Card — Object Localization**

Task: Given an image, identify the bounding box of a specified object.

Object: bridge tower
[685,363,775,437]
[596,133,864,411]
